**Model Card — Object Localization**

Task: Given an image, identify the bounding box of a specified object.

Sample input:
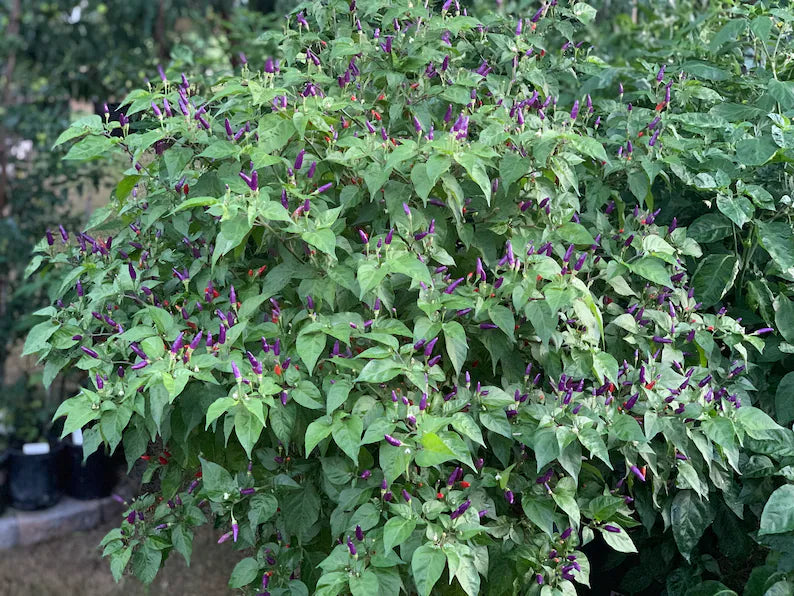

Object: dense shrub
[25,0,794,593]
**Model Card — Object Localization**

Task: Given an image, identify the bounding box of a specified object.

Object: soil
[0,519,242,596]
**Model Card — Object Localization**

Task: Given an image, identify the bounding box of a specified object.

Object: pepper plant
[25,0,794,593]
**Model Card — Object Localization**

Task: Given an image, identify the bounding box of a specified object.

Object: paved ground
[0,518,241,596]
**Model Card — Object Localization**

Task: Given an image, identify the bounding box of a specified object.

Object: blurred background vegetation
[0,0,294,413]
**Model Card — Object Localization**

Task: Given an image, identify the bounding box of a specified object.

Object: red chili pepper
[158,456,168,465]
[140,455,151,461]
[459,481,470,488]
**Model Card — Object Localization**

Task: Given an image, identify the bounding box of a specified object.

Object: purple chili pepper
[570,100,579,120]
[81,346,99,359]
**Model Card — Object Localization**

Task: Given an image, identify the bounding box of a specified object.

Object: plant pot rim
[7,441,65,457]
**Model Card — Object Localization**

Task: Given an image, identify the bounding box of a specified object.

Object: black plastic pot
[8,443,63,510]
[0,451,8,515]
[65,443,114,500]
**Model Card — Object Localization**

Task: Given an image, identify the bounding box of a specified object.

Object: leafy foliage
[25,0,794,593]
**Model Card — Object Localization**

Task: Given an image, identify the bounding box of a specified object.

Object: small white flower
[495,474,502,481]
[404,448,411,455]
[232,392,238,399]
[223,492,230,501]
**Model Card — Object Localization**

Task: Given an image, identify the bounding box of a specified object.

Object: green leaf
[357,261,390,297]
[349,570,380,596]
[593,352,619,384]
[611,415,646,442]
[332,413,363,464]
[533,427,560,471]
[456,153,491,205]
[480,410,512,438]
[709,19,747,51]
[630,257,672,287]
[364,162,392,197]
[776,297,794,344]
[572,2,597,24]
[23,320,59,356]
[199,457,235,501]
[684,581,738,596]
[383,516,417,551]
[758,221,794,277]
[551,477,580,527]
[768,80,794,109]
[53,393,100,438]
[229,557,260,589]
[212,215,250,266]
[356,359,403,383]
[302,228,337,256]
[52,115,103,148]
[380,440,412,484]
[131,543,162,585]
[426,154,452,188]
[305,416,333,455]
[198,140,237,159]
[205,397,235,428]
[163,147,193,182]
[411,545,446,596]
[315,572,348,596]
[171,526,193,566]
[110,547,132,582]
[522,495,555,535]
[565,133,606,162]
[736,136,778,166]
[760,485,794,535]
[716,194,753,229]
[326,380,352,415]
[248,493,278,526]
[691,254,739,308]
[600,525,637,553]
[416,432,457,466]
[488,305,515,340]
[499,152,526,187]
[450,414,484,446]
[411,163,433,201]
[391,254,432,285]
[385,140,417,171]
[776,373,794,426]
[296,332,326,374]
[235,406,264,458]
[671,490,714,561]
[688,214,733,244]
[63,135,114,161]
[443,321,468,377]
[558,222,596,246]
[417,431,473,469]
[677,462,707,499]
[579,428,611,467]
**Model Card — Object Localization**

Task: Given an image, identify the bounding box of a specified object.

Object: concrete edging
[0,496,122,550]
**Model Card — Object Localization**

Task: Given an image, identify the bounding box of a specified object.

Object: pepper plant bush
[26,0,794,593]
